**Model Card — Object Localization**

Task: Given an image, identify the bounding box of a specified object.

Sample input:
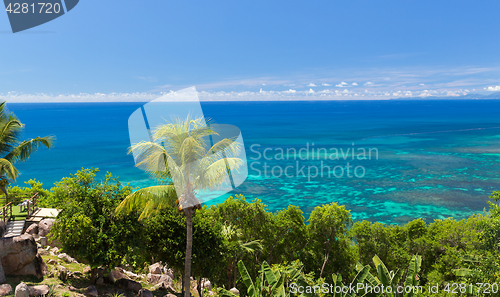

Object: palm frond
[0,158,18,181]
[115,185,177,219]
[4,136,55,162]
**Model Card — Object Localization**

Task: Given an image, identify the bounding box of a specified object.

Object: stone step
[3,220,25,237]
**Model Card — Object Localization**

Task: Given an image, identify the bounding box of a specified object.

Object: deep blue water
[8,100,500,223]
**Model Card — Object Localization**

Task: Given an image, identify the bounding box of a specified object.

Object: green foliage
[220,260,314,297]
[51,168,139,270]
[307,202,357,279]
[143,206,226,284]
[7,179,50,202]
[0,101,54,186]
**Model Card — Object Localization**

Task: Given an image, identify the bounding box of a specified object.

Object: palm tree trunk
[184,209,193,297]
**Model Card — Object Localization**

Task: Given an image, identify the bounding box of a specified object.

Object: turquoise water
[8,100,500,223]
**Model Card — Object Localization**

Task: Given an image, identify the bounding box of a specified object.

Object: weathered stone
[57,266,68,281]
[146,273,161,284]
[15,283,29,297]
[0,263,5,284]
[28,285,49,296]
[164,268,174,279]
[0,284,12,296]
[24,224,38,236]
[115,278,142,293]
[47,259,58,265]
[229,287,239,296]
[38,219,55,237]
[57,253,75,263]
[0,234,47,281]
[96,277,104,285]
[68,286,78,292]
[51,247,59,254]
[105,268,128,284]
[83,267,91,274]
[201,279,212,291]
[138,289,153,297]
[37,248,49,256]
[149,262,163,274]
[162,294,176,297]
[85,285,98,297]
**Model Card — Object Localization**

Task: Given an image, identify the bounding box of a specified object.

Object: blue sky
[1,0,500,101]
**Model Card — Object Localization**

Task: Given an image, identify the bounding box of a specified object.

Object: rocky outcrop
[0,284,12,296]
[38,219,55,237]
[85,285,98,297]
[15,283,29,297]
[115,278,142,293]
[138,289,153,297]
[57,253,75,263]
[28,285,49,296]
[229,287,239,296]
[0,234,47,282]
[0,221,5,238]
[24,224,38,236]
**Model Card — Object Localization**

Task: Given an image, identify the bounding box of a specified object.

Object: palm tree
[0,102,54,199]
[116,116,243,297]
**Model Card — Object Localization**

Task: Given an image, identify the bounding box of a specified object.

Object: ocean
[8,100,500,223]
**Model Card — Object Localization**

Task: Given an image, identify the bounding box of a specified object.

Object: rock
[201,279,212,291]
[85,285,98,297]
[37,248,49,256]
[147,273,161,284]
[47,259,58,265]
[40,237,48,247]
[229,287,239,296]
[38,219,55,237]
[0,263,4,284]
[58,253,75,263]
[163,295,176,297]
[25,224,38,236]
[164,268,174,279]
[121,270,139,280]
[83,267,91,274]
[51,247,59,254]
[57,266,68,281]
[138,289,153,297]
[15,283,29,297]
[0,284,12,296]
[106,268,128,284]
[68,286,78,292]
[149,262,163,274]
[96,277,104,285]
[0,234,48,281]
[115,278,142,293]
[28,285,49,296]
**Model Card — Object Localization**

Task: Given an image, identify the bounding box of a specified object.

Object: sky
[1,0,500,101]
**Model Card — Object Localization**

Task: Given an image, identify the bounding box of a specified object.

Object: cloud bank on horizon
[3,66,500,102]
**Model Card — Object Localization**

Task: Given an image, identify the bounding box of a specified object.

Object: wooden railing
[26,192,39,218]
[1,202,13,223]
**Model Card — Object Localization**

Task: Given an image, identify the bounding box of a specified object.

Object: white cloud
[308,89,315,94]
[322,83,332,86]
[336,82,348,87]
[283,89,296,94]
[364,82,374,86]
[486,85,500,91]
[419,83,425,86]
[307,83,317,87]
[352,82,358,86]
